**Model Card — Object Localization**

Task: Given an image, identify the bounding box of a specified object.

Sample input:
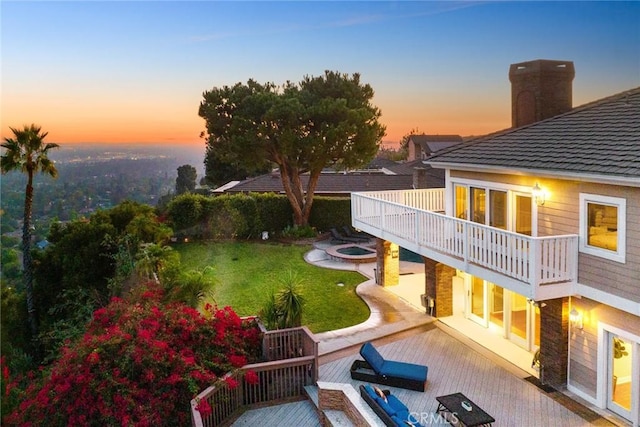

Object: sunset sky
[2,1,639,148]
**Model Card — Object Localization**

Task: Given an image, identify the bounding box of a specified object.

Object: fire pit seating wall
[359,384,425,427]
[351,342,428,392]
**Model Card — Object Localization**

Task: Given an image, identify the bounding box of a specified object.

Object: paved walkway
[233,241,624,426]
[306,240,433,357]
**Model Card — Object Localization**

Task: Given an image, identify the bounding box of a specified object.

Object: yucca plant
[259,293,281,330]
[275,271,305,329]
[259,271,306,330]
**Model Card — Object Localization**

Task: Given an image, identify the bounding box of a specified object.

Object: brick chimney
[509,59,575,128]
[413,167,427,189]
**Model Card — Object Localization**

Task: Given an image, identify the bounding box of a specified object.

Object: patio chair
[341,225,371,241]
[350,342,428,392]
[329,228,366,244]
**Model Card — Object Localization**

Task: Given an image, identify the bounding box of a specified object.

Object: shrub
[165,192,354,240]
[4,282,262,427]
[206,195,262,239]
[308,197,352,233]
[1,284,30,355]
[252,192,293,233]
[166,193,206,230]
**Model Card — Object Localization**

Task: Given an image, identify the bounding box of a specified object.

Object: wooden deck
[234,326,613,426]
[231,400,322,426]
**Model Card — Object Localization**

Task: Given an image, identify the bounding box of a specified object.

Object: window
[454,185,467,219]
[490,190,507,230]
[579,194,626,263]
[450,181,536,236]
[470,187,486,224]
[514,194,532,236]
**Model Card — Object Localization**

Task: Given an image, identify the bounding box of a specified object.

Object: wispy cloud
[187,1,483,43]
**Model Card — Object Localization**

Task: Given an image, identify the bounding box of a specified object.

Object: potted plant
[612,337,628,396]
[614,337,628,359]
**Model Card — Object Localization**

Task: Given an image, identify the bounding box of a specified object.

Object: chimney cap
[509,59,575,80]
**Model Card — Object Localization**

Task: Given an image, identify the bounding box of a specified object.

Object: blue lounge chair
[350,342,428,392]
[360,384,425,426]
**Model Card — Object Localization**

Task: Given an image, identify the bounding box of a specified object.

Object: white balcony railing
[351,190,578,299]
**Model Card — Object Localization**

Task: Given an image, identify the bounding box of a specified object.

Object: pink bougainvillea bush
[4,282,262,426]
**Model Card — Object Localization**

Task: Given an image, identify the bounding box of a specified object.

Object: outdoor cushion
[387,395,408,414]
[375,396,396,416]
[360,342,385,373]
[379,360,428,382]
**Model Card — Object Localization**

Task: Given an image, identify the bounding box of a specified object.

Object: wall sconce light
[532,182,545,206]
[569,308,583,330]
[527,299,546,308]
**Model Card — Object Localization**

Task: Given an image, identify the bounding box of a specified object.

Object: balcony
[351,189,578,300]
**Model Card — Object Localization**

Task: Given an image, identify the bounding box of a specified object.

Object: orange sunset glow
[1,94,511,147]
[2,2,638,147]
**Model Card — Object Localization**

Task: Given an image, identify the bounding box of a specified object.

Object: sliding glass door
[607,333,636,421]
[464,274,539,351]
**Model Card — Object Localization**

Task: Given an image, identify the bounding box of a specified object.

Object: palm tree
[1,124,59,342]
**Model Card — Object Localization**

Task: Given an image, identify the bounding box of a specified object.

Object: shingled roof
[220,155,446,196]
[427,87,640,184]
[225,173,415,195]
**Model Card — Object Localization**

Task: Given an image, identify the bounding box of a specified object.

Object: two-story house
[351,59,640,426]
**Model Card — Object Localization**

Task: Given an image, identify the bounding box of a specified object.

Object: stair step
[323,409,355,426]
[304,385,319,407]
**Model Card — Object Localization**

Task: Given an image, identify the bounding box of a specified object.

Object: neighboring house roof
[224,173,416,195]
[409,134,464,155]
[426,87,640,185]
[366,157,405,172]
[383,159,424,175]
[382,159,445,184]
[212,180,241,193]
[219,155,446,196]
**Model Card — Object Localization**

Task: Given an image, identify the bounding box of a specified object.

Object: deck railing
[352,190,578,295]
[191,326,318,427]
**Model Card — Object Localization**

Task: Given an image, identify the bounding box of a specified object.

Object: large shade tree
[1,124,59,342]
[203,140,269,188]
[199,71,386,226]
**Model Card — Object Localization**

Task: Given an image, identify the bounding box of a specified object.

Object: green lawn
[172,241,370,333]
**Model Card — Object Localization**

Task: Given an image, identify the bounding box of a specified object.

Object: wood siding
[574,183,640,303]
[568,297,640,397]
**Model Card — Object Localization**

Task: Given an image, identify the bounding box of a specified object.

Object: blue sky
[2,1,639,146]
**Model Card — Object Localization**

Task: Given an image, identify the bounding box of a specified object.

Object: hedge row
[163,193,352,240]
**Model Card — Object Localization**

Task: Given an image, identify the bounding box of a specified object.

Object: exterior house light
[569,308,583,330]
[532,182,545,206]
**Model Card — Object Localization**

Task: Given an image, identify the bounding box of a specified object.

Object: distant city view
[0,142,206,242]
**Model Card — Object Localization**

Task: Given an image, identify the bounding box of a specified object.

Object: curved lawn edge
[172,241,370,333]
